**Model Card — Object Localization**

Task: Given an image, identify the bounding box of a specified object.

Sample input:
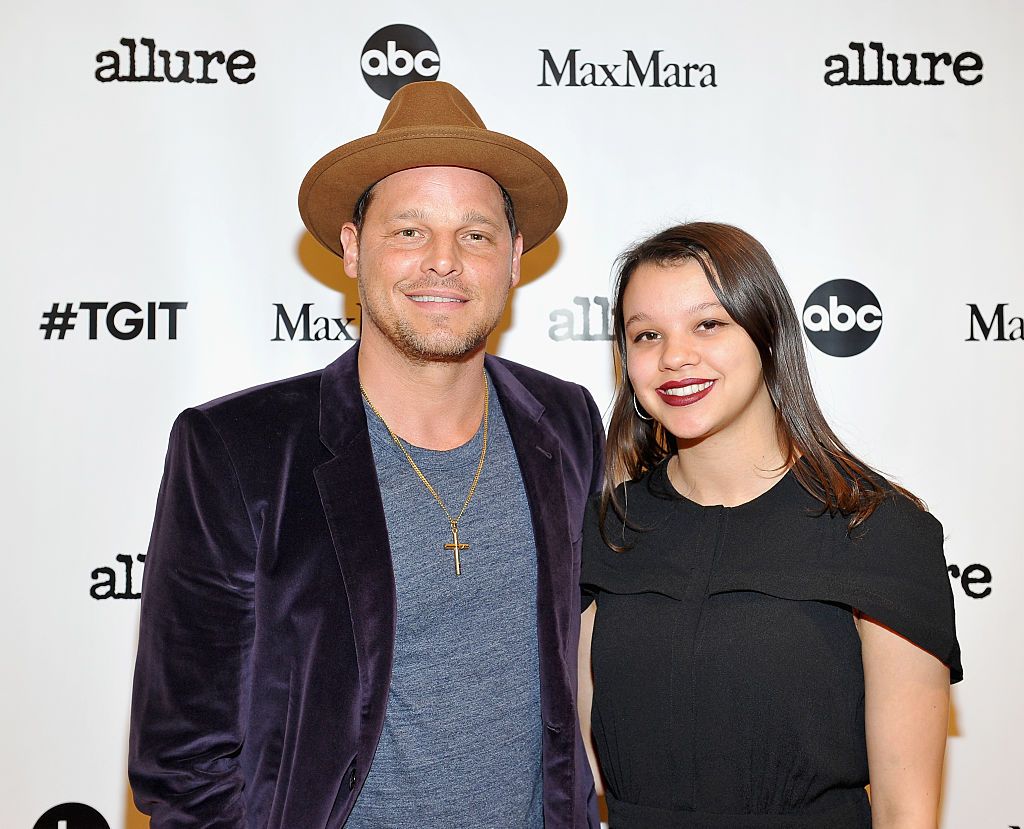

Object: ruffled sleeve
[581,490,649,608]
[845,496,962,682]
[710,492,963,683]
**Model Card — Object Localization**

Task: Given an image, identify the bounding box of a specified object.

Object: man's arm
[129,408,257,828]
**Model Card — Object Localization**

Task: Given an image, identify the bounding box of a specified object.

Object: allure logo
[548,296,613,342]
[95,37,256,84]
[91,554,146,600]
[539,49,716,88]
[824,42,982,86]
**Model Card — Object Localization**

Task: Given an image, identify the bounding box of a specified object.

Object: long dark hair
[601,222,923,545]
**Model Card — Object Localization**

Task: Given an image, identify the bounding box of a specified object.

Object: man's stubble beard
[357,270,511,365]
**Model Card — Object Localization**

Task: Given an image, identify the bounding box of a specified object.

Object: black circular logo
[802,279,883,357]
[360,24,440,100]
[33,803,110,829]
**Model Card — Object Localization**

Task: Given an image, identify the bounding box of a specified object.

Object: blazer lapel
[486,356,575,728]
[488,357,580,827]
[314,345,396,733]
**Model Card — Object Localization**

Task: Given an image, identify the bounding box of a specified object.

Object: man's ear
[340,223,360,279]
[510,232,524,288]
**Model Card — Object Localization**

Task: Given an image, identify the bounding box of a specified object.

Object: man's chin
[394,330,490,365]
[361,308,500,366]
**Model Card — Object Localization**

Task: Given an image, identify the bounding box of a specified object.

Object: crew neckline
[654,457,797,511]
[361,373,495,472]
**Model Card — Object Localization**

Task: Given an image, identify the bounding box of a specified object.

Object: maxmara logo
[272,303,359,342]
[95,37,255,84]
[966,303,1023,342]
[802,280,882,357]
[539,49,716,88]
[361,24,440,100]
[824,42,982,86]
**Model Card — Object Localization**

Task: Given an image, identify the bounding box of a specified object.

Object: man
[129,80,603,828]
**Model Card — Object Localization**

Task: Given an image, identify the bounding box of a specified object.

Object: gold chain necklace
[360,375,489,576]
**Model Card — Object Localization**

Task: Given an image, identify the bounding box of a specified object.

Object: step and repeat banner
[3,1,1021,826]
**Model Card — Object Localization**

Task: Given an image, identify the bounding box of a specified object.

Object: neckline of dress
[654,457,797,512]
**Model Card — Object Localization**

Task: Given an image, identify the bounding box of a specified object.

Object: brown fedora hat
[298,81,567,257]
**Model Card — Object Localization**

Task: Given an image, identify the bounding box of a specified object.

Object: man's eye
[398,228,420,238]
[466,232,488,242]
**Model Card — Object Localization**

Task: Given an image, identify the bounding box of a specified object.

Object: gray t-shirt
[345,378,544,829]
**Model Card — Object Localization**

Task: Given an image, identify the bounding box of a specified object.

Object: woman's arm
[578,601,603,796]
[858,612,950,829]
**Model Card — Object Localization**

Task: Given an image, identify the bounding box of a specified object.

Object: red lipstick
[656,378,716,407]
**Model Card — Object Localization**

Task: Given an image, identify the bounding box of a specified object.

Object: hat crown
[377,81,486,132]
[299,80,566,257]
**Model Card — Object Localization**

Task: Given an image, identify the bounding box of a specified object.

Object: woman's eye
[633,331,659,343]
[697,320,724,332]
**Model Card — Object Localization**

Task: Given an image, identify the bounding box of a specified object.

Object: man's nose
[421,233,462,277]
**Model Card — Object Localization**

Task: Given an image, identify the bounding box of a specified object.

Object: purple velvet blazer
[129,346,604,828]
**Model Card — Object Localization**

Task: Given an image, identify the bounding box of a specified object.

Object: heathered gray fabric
[345,377,544,829]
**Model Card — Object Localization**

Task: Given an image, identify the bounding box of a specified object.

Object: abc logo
[33,803,110,829]
[361,24,440,100]
[802,279,882,357]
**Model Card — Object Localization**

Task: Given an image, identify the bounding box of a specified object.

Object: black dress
[582,461,962,829]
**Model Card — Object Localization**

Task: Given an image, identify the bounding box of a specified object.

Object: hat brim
[298,126,567,256]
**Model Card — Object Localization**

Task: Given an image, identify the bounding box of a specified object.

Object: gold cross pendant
[444,521,470,576]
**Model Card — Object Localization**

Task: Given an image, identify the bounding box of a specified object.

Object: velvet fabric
[129,345,604,828]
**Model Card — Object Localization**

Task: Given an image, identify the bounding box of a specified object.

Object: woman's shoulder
[586,462,678,531]
[842,485,946,578]
[581,462,693,598]
[858,483,942,534]
[747,478,949,600]
[760,464,944,559]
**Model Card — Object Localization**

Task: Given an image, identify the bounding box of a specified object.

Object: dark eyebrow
[686,301,724,315]
[461,211,502,229]
[386,207,430,223]
[382,208,502,229]
[624,302,724,329]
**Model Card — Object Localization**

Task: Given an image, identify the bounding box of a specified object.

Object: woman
[579,223,961,828]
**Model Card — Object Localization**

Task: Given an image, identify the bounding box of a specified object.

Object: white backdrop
[3,1,1021,826]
